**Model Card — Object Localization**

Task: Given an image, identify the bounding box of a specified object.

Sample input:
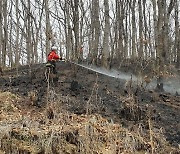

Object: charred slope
[0,61,180,148]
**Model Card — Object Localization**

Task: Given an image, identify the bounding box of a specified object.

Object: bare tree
[0,0,178,75]
[91,0,100,65]
[8,1,14,67]
[64,0,73,60]
[142,0,149,59]
[175,0,180,68]
[2,0,8,66]
[131,0,137,59]
[15,0,20,67]
[102,0,110,68]
[155,0,165,91]
[0,1,3,65]
[32,0,45,64]
[138,0,143,59]
[45,0,51,57]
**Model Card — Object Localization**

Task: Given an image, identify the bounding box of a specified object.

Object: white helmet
[51,46,57,51]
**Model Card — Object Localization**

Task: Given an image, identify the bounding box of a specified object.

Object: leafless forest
[0,0,179,67]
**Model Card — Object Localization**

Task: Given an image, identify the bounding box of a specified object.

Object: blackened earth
[0,61,180,147]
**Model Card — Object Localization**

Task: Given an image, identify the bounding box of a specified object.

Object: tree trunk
[72,0,79,62]
[143,0,148,59]
[116,0,124,61]
[152,0,158,59]
[64,0,73,60]
[156,0,165,92]
[148,7,154,58]
[0,1,2,65]
[175,0,179,67]
[177,28,180,69]
[33,1,44,64]
[102,0,110,69]
[26,0,31,64]
[138,0,143,59]
[91,0,100,65]
[8,2,13,67]
[124,6,128,60]
[15,0,20,67]
[2,0,8,66]
[78,0,84,62]
[45,0,51,57]
[131,0,137,59]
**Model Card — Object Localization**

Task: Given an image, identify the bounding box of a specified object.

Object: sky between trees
[0,0,179,70]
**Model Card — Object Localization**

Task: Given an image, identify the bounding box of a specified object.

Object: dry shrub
[0,91,179,153]
[0,92,21,122]
[28,90,38,106]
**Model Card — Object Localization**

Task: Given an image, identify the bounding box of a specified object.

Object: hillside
[0,61,179,153]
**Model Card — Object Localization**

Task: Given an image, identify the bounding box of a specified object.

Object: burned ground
[0,61,180,153]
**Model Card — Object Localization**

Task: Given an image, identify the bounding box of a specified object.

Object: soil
[0,61,180,153]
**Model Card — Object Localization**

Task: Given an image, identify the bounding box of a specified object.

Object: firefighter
[46,46,61,74]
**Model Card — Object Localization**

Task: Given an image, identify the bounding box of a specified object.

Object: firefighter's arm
[54,54,60,60]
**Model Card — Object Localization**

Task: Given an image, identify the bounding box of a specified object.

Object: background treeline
[0,0,179,70]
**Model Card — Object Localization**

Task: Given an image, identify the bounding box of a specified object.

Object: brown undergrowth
[0,91,179,154]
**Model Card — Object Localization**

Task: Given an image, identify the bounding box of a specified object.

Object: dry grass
[0,91,179,154]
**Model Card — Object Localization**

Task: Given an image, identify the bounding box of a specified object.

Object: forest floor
[0,61,179,153]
